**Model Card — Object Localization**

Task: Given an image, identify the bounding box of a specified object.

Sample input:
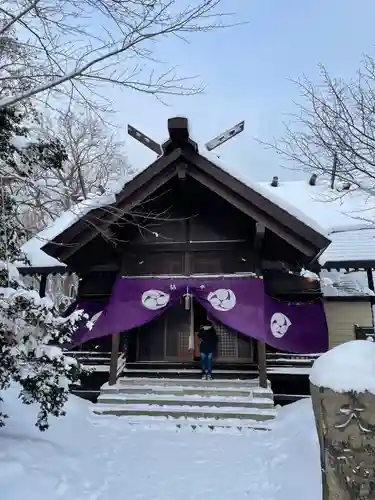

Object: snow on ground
[0,385,321,500]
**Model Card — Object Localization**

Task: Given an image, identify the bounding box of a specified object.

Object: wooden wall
[324,300,373,348]
[75,176,321,298]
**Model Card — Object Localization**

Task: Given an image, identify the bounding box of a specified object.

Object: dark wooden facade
[37,117,330,364]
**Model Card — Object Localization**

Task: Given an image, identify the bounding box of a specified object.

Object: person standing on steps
[198,318,218,380]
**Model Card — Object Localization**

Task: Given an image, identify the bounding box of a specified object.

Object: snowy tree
[268,58,375,202]
[0,189,86,431]
[0,106,87,431]
[17,110,132,231]
[0,0,234,111]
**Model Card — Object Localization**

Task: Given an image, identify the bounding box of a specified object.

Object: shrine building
[19,117,375,391]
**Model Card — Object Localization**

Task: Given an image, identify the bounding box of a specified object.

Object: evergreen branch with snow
[0,115,88,431]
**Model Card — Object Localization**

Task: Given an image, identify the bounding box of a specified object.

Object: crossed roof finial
[127,116,245,156]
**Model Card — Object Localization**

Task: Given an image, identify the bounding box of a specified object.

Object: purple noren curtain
[70,277,328,353]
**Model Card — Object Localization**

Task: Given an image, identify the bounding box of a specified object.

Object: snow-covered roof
[320,269,373,297]
[20,149,375,270]
[321,228,375,265]
[259,178,375,233]
[258,178,375,266]
[202,152,328,237]
[202,154,375,267]
[19,179,126,269]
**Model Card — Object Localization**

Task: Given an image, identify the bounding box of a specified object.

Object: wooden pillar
[108,259,127,386]
[367,268,374,292]
[39,274,47,298]
[254,222,268,388]
[257,341,268,388]
[108,332,120,386]
[367,269,375,329]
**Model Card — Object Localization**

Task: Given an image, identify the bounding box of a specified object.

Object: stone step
[91,414,272,432]
[95,376,275,428]
[97,393,274,409]
[101,384,273,399]
[125,362,256,370]
[93,403,277,421]
[116,377,270,389]
[122,368,258,379]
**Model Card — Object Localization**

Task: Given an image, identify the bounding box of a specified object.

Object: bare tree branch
[261,59,375,207]
[15,109,133,232]
[0,0,41,36]
[0,0,238,109]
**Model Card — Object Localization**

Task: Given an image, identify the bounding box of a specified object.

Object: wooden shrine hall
[21,117,331,389]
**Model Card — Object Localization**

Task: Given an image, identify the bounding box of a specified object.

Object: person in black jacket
[198,318,218,380]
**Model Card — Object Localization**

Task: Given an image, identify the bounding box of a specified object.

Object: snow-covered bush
[0,193,86,431]
[0,105,86,431]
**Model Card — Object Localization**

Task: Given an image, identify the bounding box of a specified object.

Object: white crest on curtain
[87,310,103,330]
[270,312,292,338]
[207,289,236,311]
[141,289,170,310]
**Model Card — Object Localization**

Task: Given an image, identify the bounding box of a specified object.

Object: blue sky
[107,0,375,181]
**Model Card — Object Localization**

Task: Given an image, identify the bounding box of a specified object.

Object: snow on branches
[0,259,86,431]
[0,169,86,431]
[0,259,87,430]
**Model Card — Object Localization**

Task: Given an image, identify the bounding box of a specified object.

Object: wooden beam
[184,150,329,249]
[323,260,375,270]
[188,168,315,256]
[325,296,372,302]
[44,149,183,260]
[127,124,162,155]
[126,240,250,254]
[108,333,121,386]
[367,269,374,292]
[88,264,120,272]
[257,341,267,389]
[254,222,265,256]
[59,167,177,261]
[176,163,187,180]
[18,265,67,276]
[168,116,190,143]
[39,274,47,298]
[205,120,245,152]
[253,222,267,389]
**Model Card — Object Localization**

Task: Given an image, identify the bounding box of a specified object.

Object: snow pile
[0,385,97,499]
[310,340,375,393]
[0,385,321,500]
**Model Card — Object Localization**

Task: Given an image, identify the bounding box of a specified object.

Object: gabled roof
[23,116,375,272]
[22,117,328,268]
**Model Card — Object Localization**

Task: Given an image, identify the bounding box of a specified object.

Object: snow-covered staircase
[93,377,276,431]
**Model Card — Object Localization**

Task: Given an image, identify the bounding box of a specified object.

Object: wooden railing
[266,352,320,368]
[65,350,126,377]
[66,349,320,373]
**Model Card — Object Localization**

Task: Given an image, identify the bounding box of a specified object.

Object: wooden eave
[322,259,375,271]
[182,150,330,256]
[42,148,183,261]
[324,295,372,302]
[18,265,68,276]
[41,116,330,263]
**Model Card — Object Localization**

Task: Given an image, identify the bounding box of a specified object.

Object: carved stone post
[310,341,375,499]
